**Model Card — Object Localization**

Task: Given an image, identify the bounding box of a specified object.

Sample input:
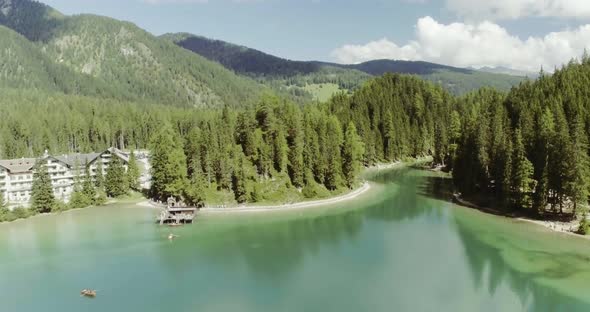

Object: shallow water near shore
[1,167,589,311]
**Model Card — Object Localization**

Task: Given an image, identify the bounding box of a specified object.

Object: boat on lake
[80,289,97,297]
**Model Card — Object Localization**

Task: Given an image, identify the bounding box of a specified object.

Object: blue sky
[39,0,590,71]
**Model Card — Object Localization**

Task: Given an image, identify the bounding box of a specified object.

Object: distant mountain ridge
[474,66,539,78]
[165,33,527,96]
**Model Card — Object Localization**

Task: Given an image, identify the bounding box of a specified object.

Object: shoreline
[137,160,409,213]
[136,182,372,213]
[200,182,371,213]
[452,193,589,240]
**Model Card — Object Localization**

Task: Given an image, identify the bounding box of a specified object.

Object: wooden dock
[156,199,198,225]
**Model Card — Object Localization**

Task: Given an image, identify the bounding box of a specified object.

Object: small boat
[81,289,97,297]
[168,233,179,240]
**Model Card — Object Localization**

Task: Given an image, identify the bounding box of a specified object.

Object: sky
[39,0,590,72]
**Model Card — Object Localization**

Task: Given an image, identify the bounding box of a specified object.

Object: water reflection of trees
[159,167,589,311]
[158,207,367,280]
[159,167,449,280]
[417,170,590,311]
[453,212,590,311]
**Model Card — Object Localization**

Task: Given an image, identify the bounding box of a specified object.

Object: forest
[453,57,590,224]
[0,71,454,210]
[2,55,590,230]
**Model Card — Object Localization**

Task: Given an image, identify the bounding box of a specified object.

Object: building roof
[0,158,36,173]
[107,147,130,163]
[0,147,130,173]
[55,153,101,168]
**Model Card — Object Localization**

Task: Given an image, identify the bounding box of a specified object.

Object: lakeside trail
[200,182,371,213]
[136,182,372,213]
[452,194,590,240]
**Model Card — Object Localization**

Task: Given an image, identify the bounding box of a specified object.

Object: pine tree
[82,160,97,204]
[149,125,188,201]
[127,151,140,191]
[549,108,571,213]
[0,191,6,211]
[31,159,55,213]
[500,137,513,209]
[511,129,535,210]
[532,108,554,214]
[324,116,344,190]
[184,155,206,207]
[566,118,589,215]
[272,126,288,173]
[342,122,365,188]
[303,111,320,184]
[285,105,304,188]
[95,159,104,189]
[105,155,128,198]
[232,146,249,203]
[69,159,88,208]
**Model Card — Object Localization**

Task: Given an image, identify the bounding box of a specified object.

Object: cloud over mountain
[446,0,590,20]
[332,16,590,72]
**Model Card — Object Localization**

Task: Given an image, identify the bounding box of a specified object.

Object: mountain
[475,66,539,78]
[332,60,527,95]
[0,0,265,107]
[164,33,527,98]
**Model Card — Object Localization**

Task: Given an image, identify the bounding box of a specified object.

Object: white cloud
[331,16,590,72]
[331,38,420,64]
[446,0,590,20]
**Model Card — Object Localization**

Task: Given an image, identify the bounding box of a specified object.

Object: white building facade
[0,148,132,209]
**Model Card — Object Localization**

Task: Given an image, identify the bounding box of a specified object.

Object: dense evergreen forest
[3,57,590,221]
[0,72,455,208]
[453,57,590,222]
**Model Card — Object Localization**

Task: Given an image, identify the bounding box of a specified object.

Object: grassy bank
[0,191,145,224]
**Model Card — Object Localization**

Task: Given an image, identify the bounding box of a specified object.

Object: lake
[1,167,589,311]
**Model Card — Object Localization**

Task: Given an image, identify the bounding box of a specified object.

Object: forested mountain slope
[0,0,265,107]
[165,33,526,98]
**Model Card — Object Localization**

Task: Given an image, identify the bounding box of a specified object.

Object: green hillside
[166,33,527,98]
[0,0,266,107]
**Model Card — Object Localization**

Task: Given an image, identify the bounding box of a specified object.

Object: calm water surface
[1,167,589,311]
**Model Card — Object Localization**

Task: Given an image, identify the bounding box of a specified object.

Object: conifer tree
[0,191,6,211]
[342,122,365,188]
[272,126,288,173]
[232,147,249,203]
[302,111,320,184]
[95,159,104,189]
[69,160,89,208]
[500,137,513,209]
[566,118,590,215]
[105,155,128,198]
[324,116,344,190]
[150,125,187,201]
[511,129,535,210]
[184,155,207,207]
[82,160,97,204]
[31,159,55,213]
[127,151,140,191]
[285,105,305,188]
